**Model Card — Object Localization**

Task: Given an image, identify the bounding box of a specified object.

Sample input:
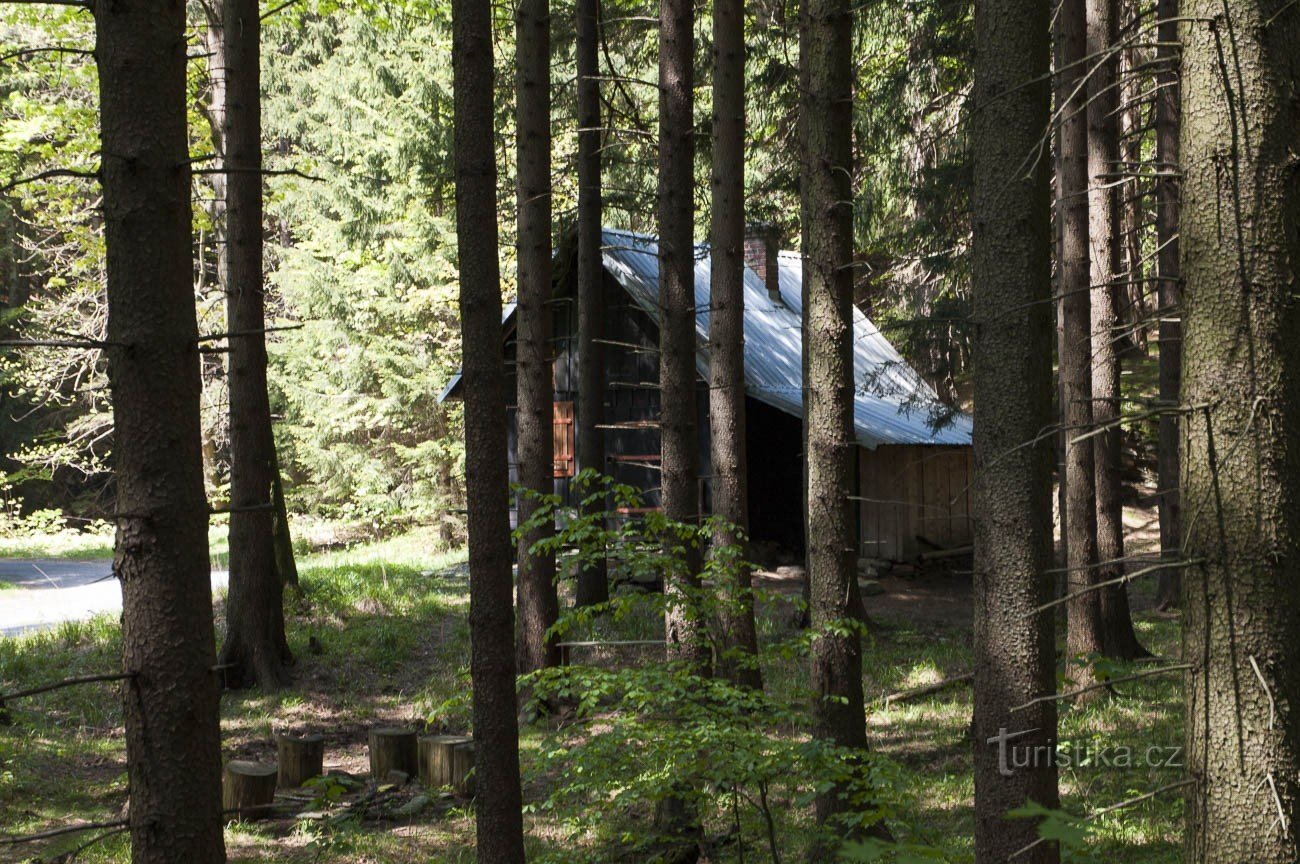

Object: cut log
[275,733,325,788]
[222,760,278,820]
[367,726,418,781]
[452,740,476,798]
[418,734,472,788]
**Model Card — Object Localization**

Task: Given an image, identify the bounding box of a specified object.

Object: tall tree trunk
[198,0,230,505]
[1086,0,1147,660]
[658,0,707,669]
[801,0,874,840]
[1117,5,1150,357]
[94,1,226,859]
[574,0,609,608]
[655,0,707,847]
[1054,1,1069,582]
[972,0,1061,859]
[451,0,526,858]
[1058,0,1105,689]
[515,0,560,676]
[1181,2,1300,861]
[217,0,293,689]
[1152,0,1182,611]
[709,0,760,692]
[271,450,299,588]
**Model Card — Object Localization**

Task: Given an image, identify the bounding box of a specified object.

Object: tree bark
[271,448,299,588]
[801,0,873,839]
[1181,2,1300,861]
[1153,0,1182,611]
[514,0,560,676]
[971,2,1061,861]
[218,0,293,690]
[451,0,526,857]
[709,0,760,692]
[574,0,609,608]
[94,0,226,859]
[658,0,708,669]
[1058,0,1105,690]
[1086,0,1147,661]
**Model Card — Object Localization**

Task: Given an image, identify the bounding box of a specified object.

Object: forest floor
[0,507,1182,864]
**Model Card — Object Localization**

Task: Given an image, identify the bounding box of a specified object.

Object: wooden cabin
[442,227,973,562]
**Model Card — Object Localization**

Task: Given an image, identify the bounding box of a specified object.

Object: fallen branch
[1010,779,1195,859]
[881,673,973,707]
[0,672,136,704]
[918,545,972,562]
[0,818,129,846]
[62,825,130,862]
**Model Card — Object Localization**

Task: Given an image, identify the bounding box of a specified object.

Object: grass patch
[0,530,116,560]
[0,522,231,564]
[0,532,1183,863]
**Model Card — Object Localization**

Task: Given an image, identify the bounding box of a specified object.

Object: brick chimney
[743,223,783,305]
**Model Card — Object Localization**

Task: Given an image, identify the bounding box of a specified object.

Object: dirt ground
[753,498,1165,635]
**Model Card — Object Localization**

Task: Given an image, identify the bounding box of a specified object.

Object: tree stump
[418,734,472,788]
[222,761,278,820]
[367,726,418,781]
[275,733,325,788]
[451,740,476,798]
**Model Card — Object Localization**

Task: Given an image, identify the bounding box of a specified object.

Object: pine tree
[93,0,225,858]
[1058,0,1105,691]
[658,0,707,668]
[1181,2,1300,859]
[217,0,294,689]
[1152,0,1182,611]
[451,0,526,856]
[1086,0,1146,660]
[800,0,873,839]
[709,0,760,691]
[971,0,1061,857]
[514,0,560,675]
[574,0,609,608]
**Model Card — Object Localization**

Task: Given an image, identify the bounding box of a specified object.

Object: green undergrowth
[0,526,1182,863]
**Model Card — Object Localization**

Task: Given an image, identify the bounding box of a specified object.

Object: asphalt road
[0,558,229,638]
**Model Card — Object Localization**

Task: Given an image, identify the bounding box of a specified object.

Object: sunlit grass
[0,526,1184,863]
[0,521,232,564]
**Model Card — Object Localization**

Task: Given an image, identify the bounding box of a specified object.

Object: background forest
[4,0,1289,860]
[1,0,985,533]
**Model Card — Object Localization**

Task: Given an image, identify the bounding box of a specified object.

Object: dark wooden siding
[857,444,973,561]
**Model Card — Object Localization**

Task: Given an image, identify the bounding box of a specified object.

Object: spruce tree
[94,0,226,858]
[514,0,560,675]
[971,1,1060,859]
[451,0,526,856]
[1181,2,1300,859]
[709,0,760,691]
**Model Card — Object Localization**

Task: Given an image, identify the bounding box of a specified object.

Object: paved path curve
[0,558,229,638]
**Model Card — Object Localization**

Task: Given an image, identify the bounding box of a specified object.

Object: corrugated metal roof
[600,228,971,448]
[436,301,516,403]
